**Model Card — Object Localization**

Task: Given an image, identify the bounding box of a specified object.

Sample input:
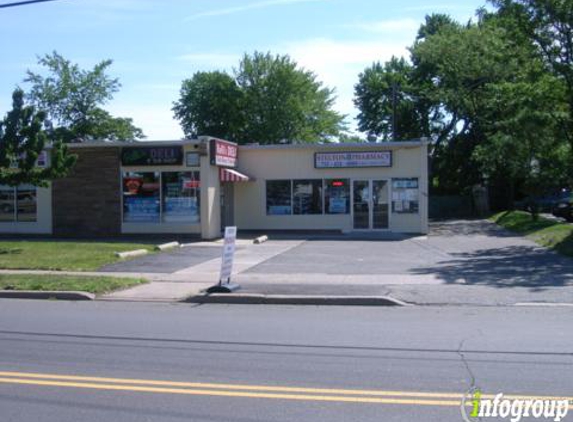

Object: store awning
[220,168,254,182]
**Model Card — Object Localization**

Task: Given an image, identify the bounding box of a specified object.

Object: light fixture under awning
[220,168,254,182]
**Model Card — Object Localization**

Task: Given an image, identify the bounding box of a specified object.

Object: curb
[183,293,407,306]
[155,241,180,251]
[0,290,95,301]
[115,249,148,259]
[253,235,269,244]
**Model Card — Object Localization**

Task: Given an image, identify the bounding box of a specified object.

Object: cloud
[185,0,328,21]
[281,37,411,127]
[345,18,420,34]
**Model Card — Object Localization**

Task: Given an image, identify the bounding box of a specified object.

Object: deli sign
[315,150,392,168]
[121,146,183,166]
[210,139,238,168]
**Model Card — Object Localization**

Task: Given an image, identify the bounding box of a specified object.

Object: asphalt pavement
[95,219,573,305]
[0,300,571,422]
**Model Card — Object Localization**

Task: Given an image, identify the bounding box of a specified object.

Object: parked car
[552,197,573,222]
[515,190,571,213]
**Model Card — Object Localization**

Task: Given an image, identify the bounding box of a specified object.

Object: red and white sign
[210,139,238,168]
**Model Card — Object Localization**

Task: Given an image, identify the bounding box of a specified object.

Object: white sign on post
[219,226,237,284]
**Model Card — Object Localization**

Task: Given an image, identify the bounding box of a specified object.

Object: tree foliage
[173,52,344,144]
[173,71,244,141]
[354,9,571,208]
[354,57,430,141]
[25,51,144,142]
[0,89,76,186]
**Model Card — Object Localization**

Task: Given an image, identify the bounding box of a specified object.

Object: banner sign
[315,151,392,168]
[210,139,238,168]
[219,226,237,283]
[121,146,183,166]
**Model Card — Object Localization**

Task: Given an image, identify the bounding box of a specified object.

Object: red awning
[220,168,253,182]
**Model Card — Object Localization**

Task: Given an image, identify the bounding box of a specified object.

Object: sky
[0,0,486,141]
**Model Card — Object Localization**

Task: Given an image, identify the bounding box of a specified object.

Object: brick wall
[52,147,121,236]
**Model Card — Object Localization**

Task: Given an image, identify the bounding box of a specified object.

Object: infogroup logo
[461,388,570,422]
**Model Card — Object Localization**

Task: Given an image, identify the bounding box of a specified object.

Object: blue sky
[0,0,485,140]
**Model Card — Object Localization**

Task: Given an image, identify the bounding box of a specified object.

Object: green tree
[354,10,568,209]
[491,0,573,169]
[25,51,144,142]
[0,89,76,186]
[173,71,244,141]
[354,57,430,141]
[173,51,344,144]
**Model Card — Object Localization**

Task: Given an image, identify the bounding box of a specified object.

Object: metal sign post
[206,226,241,293]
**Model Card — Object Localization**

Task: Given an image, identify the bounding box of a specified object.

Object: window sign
[186,152,200,167]
[325,179,350,214]
[391,178,419,214]
[122,172,160,222]
[315,151,392,168]
[210,139,238,168]
[121,147,183,166]
[162,172,200,223]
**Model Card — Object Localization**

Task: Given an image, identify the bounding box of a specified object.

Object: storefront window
[325,179,350,214]
[162,172,200,223]
[391,178,419,213]
[16,185,37,222]
[293,179,322,215]
[266,180,292,215]
[0,186,15,222]
[0,185,36,222]
[122,172,160,223]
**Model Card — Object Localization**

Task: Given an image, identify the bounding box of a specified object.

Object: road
[0,300,572,421]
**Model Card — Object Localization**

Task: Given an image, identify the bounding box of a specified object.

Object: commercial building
[0,136,428,238]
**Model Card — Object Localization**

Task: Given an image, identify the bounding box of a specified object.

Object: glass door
[352,179,389,230]
[372,180,389,229]
[352,180,370,229]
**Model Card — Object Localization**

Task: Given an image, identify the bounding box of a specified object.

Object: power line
[0,0,59,9]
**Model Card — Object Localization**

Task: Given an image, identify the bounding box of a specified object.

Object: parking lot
[99,219,573,289]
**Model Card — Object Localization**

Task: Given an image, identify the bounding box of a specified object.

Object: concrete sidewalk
[3,268,573,306]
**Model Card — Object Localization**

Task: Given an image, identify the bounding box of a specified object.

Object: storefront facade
[234,141,428,234]
[0,137,428,238]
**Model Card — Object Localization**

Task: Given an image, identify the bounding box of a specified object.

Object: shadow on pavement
[429,219,516,237]
[410,245,573,290]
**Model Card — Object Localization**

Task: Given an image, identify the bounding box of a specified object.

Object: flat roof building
[0,136,428,238]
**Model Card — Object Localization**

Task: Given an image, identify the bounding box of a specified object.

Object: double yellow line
[0,371,570,408]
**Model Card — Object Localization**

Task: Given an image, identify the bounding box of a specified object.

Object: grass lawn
[0,274,146,294]
[491,210,573,257]
[0,241,155,271]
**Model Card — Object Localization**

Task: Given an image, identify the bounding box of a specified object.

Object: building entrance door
[352,179,389,230]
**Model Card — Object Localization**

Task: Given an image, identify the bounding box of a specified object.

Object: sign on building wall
[209,139,238,168]
[314,151,392,168]
[121,146,183,166]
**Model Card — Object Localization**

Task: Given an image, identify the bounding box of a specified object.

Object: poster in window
[123,196,160,222]
[392,178,419,214]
